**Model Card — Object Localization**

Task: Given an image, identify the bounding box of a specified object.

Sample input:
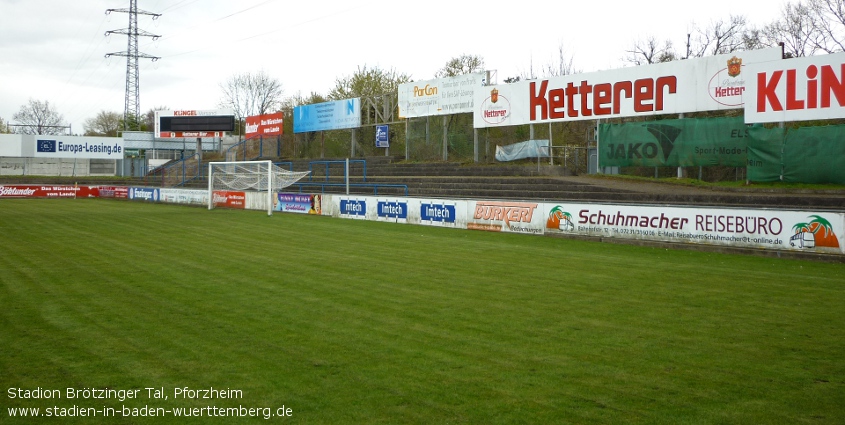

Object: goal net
[208,160,310,216]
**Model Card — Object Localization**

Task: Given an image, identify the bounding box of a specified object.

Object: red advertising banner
[245,112,284,139]
[0,185,100,198]
[98,186,129,199]
[212,190,246,209]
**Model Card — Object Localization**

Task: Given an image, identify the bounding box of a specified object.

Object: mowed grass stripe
[0,198,843,424]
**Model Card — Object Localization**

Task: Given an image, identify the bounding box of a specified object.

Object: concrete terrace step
[299,184,845,209]
[316,178,630,195]
[163,156,844,210]
[284,158,554,179]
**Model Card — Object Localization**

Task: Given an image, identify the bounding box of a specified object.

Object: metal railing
[151,153,202,187]
[309,160,367,182]
[292,182,408,196]
[273,161,293,171]
[226,135,282,162]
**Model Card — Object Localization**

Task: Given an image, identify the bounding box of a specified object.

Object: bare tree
[808,0,845,52]
[219,70,284,121]
[625,37,677,66]
[543,43,579,76]
[688,15,750,57]
[435,54,485,78]
[760,1,819,57]
[12,99,66,135]
[741,28,767,51]
[83,111,123,137]
[517,43,579,80]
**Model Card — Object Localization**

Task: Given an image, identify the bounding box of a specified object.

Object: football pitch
[1,199,843,424]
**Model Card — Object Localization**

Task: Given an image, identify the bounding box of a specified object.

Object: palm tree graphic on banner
[792,215,840,248]
[547,206,574,231]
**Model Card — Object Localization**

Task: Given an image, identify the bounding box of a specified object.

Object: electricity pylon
[105,0,161,131]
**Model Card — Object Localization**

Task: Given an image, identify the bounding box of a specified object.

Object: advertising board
[245,112,284,139]
[154,109,235,138]
[0,185,99,198]
[418,200,462,227]
[99,186,129,199]
[293,99,361,133]
[274,193,321,214]
[744,52,845,123]
[160,188,207,205]
[473,47,782,128]
[376,198,409,223]
[32,136,124,159]
[398,73,484,118]
[128,187,160,202]
[543,202,845,254]
[467,200,544,235]
[211,190,246,209]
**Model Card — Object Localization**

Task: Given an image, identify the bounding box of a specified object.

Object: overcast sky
[0,0,790,134]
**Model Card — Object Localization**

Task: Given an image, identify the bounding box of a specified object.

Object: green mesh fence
[599,116,748,167]
[747,124,845,184]
[782,125,845,184]
[746,126,785,182]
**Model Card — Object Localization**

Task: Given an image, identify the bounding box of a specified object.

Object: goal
[207,160,310,216]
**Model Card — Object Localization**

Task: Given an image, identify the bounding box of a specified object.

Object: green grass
[1,199,844,424]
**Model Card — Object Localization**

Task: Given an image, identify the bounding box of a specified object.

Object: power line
[163,3,358,58]
[138,0,278,50]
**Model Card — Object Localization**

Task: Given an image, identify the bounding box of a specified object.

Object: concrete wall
[0,157,95,176]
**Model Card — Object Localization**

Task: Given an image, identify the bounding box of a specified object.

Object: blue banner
[293,98,361,133]
[375,125,389,148]
[339,199,366,216]
[377,201,407,219]
[129,187,160,202]
[421,203,456,223]
[37,140,56,153]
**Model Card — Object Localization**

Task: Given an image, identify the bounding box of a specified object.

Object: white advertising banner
[0,134,22,156]
[64,185,838,256]
[329,195,469,228]
[332,196,371,220]
[159,188,208,206]
[398,73,484,118]
[466,199,545,235]
[542,202,845,255]
[245,192,269,211]
[474,47,782,128]
[744,52,845,123]
[29,135,124,159]
[298,194,844,256]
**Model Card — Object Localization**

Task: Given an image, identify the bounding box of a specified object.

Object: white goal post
[208,160,310,216]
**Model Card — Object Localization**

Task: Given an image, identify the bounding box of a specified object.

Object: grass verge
[1,199,843,424]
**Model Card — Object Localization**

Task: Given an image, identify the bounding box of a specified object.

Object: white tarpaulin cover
[495,139,550,162]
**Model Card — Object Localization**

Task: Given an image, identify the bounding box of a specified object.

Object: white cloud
[0,0,790,133]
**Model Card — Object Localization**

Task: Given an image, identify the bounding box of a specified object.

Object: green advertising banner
[599,116,749,167]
